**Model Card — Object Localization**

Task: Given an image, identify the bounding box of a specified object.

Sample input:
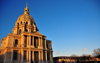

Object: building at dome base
[0,4,53,63]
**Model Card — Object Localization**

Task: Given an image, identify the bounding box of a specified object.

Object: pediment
[33,31,43,36]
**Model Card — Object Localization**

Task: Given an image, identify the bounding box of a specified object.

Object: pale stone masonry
[0,4,53,63]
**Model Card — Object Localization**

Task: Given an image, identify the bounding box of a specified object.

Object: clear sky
[0,0,100,57]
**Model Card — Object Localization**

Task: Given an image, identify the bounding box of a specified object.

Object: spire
[26,3,28,8]
[24,3,29,14]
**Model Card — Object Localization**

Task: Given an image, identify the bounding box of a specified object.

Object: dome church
[0,3,53,63]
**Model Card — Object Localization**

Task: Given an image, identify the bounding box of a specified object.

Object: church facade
[0,4,53,63]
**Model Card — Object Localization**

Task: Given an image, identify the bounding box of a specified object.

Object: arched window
[31,23,32,25]
[26,22,28,24]
[21,21,22,24]
[14,39,18,47]
[19,29,21,34]
[31,28,34,32]
[15,39,18,45]
[25,29,28,32]
[17,23,19,25]
[17,23,19,29]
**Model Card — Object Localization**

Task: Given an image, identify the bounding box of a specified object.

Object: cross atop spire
[24,3,29,14]
[26,3,28,8]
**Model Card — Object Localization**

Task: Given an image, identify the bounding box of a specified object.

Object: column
[27,36,29,47]
[41,51,43,62]
[50,52,51,61]
[11,50,13,62]
[32,51,34,62]
[29,50,31,62]
[51,51,53,62]
[38,51,40,63]
[29,35,31,47]
[4,51,7,63]
[51,42,52,49]
[45,39,47,49]
[27,50,28,62]
[45,51,47,62]
[38,37,40,48]
[41,37,43,47]
[50,52,53,62]
[21,50,24,62]
[32,36,34,47]
[38,37,40,47]
[18,50,20,62]
[21,34,24,47]
[13,37,15,47]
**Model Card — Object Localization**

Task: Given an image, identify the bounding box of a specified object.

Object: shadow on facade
[0,51,43,63]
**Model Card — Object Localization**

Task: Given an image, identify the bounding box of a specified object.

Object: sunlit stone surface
[0,4,53,63]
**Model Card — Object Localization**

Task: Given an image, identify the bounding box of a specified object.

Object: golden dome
[17,14,34,22]
[17,3,34,22]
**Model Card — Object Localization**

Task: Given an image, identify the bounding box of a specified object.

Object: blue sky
[0,0,100,57]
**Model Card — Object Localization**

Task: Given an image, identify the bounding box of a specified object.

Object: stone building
[0,4,53,63]
[53,56,100,63]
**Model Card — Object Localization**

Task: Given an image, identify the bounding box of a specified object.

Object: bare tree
[82,54,87,57]
[71,54,78,57]
[93,48,100,57]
